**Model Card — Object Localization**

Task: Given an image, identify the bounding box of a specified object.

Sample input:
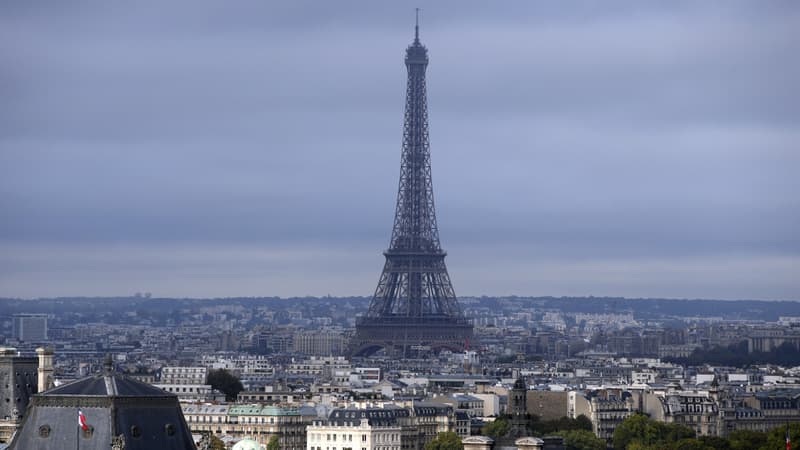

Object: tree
[697,436,732,450]
[613,414,695,450]
[759,423,800,450]
[727,430,767,450]
[665,438,714,450]
[613,414,651,450]
[482,418,510,439]
[425,431,463,450]
[626,442,652,450]
[662,423,695,444]
[206,368,244,401]
[267,435,280,450]
[209,434,226,450]
[574,414,593,432]
[536,415,593,434]
[559,429,606,450]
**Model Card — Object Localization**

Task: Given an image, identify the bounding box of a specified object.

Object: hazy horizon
[2,294,799,302]
[1,1,798,300]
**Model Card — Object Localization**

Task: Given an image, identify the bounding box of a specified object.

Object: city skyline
[1,1,798,300]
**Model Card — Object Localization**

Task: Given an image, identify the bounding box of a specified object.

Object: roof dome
[232,438,264,450]
[8,356,195,450]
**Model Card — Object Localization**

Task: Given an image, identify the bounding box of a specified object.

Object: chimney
[36,347,54,392]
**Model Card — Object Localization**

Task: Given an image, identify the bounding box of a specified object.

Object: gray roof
[9,358,195,450]
[413,402,453,416]
[754,388,800,400]
[328,407,409,427]
[45,372,173,397]
[452,394,482,402]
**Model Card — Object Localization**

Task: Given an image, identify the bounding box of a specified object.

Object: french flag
[78,410,89,432]
[787,427,792,450]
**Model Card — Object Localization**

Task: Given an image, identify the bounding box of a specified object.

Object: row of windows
[310,447,397,450]
[186,415,306,425]
[309,433,399,443]
[676,405,715,413]
[761,400,794,409]
[163,386,206,393]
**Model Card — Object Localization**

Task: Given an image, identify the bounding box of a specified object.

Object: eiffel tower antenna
[353,14,473,357]
[415,8,420,42]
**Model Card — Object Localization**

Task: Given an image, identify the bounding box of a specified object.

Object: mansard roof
[9,359,194,450]
[413,401,453,416]
[327,407,409,427]
[44,372,171,397]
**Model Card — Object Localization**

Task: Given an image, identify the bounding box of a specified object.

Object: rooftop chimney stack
[36,347,54,392]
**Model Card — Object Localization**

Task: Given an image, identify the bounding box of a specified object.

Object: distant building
[471,393,501,417]
[288,356,351,378]
[658,344,700,359]
[12,314,48,342]
[527,391,568,421]
[747,329,800,353]
[160,366,207,385]
[410,403,456,448]
[430,394,484,418]
[738,388,800,432]
[570,388,636,444]
[640,388,719,437]
[353,367,382,385]
[293,330,346,356]
[153,366,218,402]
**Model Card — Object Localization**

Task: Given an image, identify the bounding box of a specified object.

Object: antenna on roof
[415,8,421,43]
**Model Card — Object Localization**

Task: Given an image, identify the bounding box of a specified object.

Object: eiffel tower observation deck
[352,15,473,357]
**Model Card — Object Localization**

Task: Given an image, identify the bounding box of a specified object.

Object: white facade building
[307,418,401,450]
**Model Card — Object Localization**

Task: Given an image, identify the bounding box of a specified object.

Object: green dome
[232,438,263,450]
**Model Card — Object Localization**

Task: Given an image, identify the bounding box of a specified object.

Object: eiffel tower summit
[352,15,473,357]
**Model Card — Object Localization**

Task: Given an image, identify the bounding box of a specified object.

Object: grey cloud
[1,1,798,298]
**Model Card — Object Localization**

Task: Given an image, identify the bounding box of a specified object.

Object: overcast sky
[1,1,798,300]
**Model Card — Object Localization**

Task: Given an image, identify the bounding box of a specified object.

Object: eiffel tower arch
[352,16,473,357]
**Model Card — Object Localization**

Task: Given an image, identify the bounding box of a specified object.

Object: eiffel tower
[352,15,473,357]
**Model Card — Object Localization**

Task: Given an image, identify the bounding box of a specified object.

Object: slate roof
[229,404,316,416]
[452,394,482,402]
[412,401,452,416]
[754,388,800,400]
[45,372,172,397]
[182,404,229,415]
[9,356,195,450]
[328,407,409,426]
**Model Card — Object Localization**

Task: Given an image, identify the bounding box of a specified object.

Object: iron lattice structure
[352,22,473,357]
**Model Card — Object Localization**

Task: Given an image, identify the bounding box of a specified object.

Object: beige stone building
[526,390,568,421]
[182,403,316,450]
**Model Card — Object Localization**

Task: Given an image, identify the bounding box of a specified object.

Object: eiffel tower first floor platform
[351,316,473,357]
